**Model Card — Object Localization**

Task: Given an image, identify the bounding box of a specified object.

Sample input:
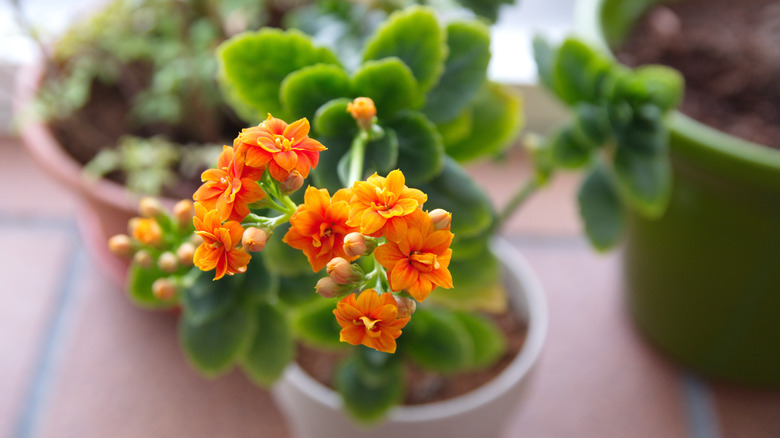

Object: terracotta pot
[14,62,174,286]
[577,0,780,385]
[271,239,548,438]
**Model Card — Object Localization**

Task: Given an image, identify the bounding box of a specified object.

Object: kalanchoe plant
[110,6,522,424]
[515,36,684,250]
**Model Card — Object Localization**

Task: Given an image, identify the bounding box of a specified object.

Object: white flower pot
[271,239,548,438]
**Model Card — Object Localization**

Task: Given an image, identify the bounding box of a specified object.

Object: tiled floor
[3,134,780,438]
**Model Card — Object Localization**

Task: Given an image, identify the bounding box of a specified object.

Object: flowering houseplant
[109,6,524,423]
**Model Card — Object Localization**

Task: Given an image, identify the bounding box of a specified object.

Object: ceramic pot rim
[281,238,548,424]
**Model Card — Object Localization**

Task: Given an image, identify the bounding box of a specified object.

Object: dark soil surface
[616,0,780,149]
[296,306,528,406]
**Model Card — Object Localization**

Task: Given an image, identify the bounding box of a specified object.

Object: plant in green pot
[528,0,780,385]
[108,5,546,437]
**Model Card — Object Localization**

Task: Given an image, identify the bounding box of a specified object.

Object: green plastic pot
[577,0,780,385]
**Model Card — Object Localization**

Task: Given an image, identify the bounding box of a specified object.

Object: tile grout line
[13,236,87,438]
[682,373,723,438]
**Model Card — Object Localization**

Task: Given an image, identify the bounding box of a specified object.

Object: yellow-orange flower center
[410,252,440,273]
[357,316,382,338]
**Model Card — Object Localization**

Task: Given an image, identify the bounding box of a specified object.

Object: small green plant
[505,36,684,250]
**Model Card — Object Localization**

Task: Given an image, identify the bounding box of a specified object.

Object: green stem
[497,177,540,228]
[347,130,369,186]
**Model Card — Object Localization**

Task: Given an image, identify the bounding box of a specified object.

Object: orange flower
[130,218,162,247]
[347,170,427,242]
[374,211,453,301]
[283,187,359,272]
[235,115,326,183]
[192,203,251,280]
[347,97,376,131]
[193,146,265,222]
[333,289,410,353]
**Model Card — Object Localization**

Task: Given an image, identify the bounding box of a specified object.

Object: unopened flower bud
[242,227,268,252]
[108,234,133,258]
[315,277,346,299]
[394,295,417,318]
[138,197,164,218]
[176,242,195,267]
[343,232,377,257]
[327,257,363,285]
[429,209,452,231]
[189,233,204,246]
[347,97,377,131]
[129,217,163,247]
[133,250,153,268]
[158,251,179,273]
[173,200,194,227]
[152,278,177,301]
[280,170,304,195]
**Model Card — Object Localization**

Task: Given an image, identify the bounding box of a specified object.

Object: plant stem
[497,177,540,228]
[347,130,369,186]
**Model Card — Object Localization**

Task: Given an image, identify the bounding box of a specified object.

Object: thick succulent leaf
[417,157,495,240]
[365,128,399,175]
[127,263,177,309]
[241,303,294,387]
[552,37,602,104]
[427,247,507,313]
[336,349,404,423]
[436,108,473,146]
[311,134,353,192]
[453,310,507,370]
[362,6,446,95]
[313,98,359,138]
[616,65,684,113]
[238,254,279,303]
[550,125,593,169]
[291,298,345,350]
[422,21,490,124]
[613,143,672,219]
[280,64,351,121]
[180,272,241,326]
[218,29,341,120]
[578,162,626,251]
[386,111,444,185]
[533,35,555,91]
[179,303,254,377]
[443,82,523,163]
[401,307,474,374]
[454,0,514,22]
[351,58,419,119]
[277,270,322,307]
[262,223,317,276]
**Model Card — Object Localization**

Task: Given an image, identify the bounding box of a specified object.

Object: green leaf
[311,134,352,192]
[613,143,672,219]
[550,126,593,168]
[277,270,322,307]
[578,162,626,251]
[422,21,491,124]
[263,224,316,276]
[386,111,444,185]
[291,298,346,350]
[313,98,358,138]
[427,247,507,314]
[453,311,506,370]
[362,6,446,95]
[365,128,399,175]
[436,108,473,146]
[573,102,610,145]
[179,303,254,377]
[239,254,279,303]
[618,65,684,113]
[280,64,351,121]
[552,38,602,104]
[401,308,473,374]
[454,0,514,22]
[336,349,404,423]
[351,58,419,119]
[418,157,495,240]
[218,29,341,120]
[127,263,176,309]
[444,82,523,163]
[533,35,555,90]
[241,303,294,387]
[180,273,240,326]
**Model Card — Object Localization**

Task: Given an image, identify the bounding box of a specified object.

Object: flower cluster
[110,100,454,355]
